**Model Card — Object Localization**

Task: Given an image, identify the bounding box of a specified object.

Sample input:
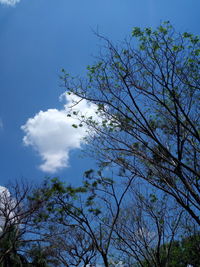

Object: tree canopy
[62,21,200,225]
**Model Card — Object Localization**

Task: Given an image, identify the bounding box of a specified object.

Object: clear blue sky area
[0,0,200,186]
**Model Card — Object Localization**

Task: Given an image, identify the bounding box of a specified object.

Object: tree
[0,181,52,266]
[172,232,200,266]
[25,243,56,267]
[29,176,133,266]
[0,178,198,266]
[42,225,98,266]
[113,190,184,267]
[62,22,200,225]
[30,174,135,267]
[30,172,195,267]
[0,225,29,267]
[144,231,200,267]
[0,183,31,266]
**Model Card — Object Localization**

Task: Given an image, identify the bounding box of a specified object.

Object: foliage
[141,232,200,267]
[0,226,28,267]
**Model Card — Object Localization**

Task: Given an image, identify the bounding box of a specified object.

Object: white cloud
[0,0,20,6]
[21,94,98,173]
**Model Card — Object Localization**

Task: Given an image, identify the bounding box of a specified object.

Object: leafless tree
[113,186,185,266]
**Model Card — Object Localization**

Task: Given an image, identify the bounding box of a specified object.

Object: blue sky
[0,0,200,186]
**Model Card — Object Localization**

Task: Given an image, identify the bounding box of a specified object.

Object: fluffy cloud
[0,0,20,6]
[21,94,98,173]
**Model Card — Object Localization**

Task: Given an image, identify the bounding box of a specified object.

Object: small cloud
[0,0,20,6]
[21,94,98,173]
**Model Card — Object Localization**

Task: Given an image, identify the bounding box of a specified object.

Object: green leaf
[132,27,143,37]
[72,124,78,128]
